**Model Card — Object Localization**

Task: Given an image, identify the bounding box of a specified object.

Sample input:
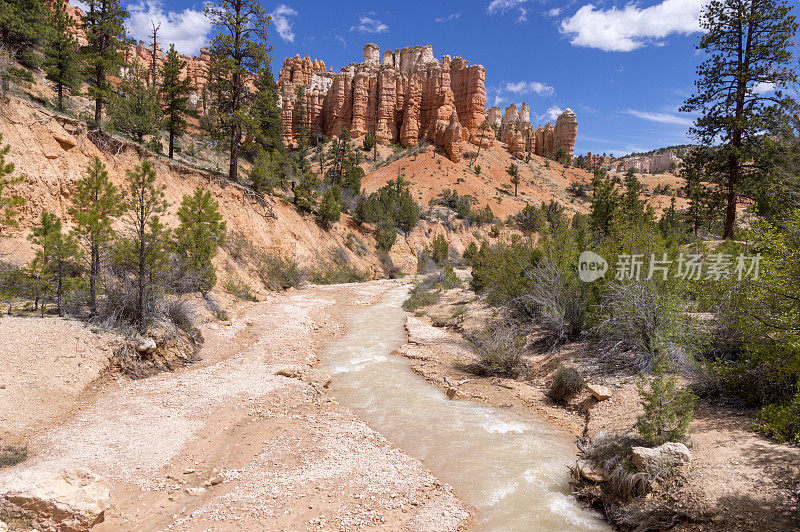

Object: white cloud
[752,82,775,95]
[487,0,528,13]
[126,1,211,56]
[335,35,347,48]
[270,4,297,43]
[624,109,693,126]
[504,81,555,97]
[487,0,530,23]
[547,7,562,17]
[537,106,563,123]
[73,0,90,12]
[435,12,461,23]
[560,0,707,52]
[350,15,389,33]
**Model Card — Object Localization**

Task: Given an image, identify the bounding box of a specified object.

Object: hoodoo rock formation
[489,104,578,160]
[278,44,489,162]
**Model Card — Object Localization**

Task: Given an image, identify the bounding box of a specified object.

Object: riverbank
[402,280,800,531]
[0,281,469,531]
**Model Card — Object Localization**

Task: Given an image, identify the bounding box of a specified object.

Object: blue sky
[110,0,732,156]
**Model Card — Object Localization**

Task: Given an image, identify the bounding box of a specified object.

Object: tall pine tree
[0,0,47,67]
[0,133,24,236]
[204,0,271,181]
[109,61,163,142]
[82,0,128,130]
[682,0,798,238]
[43,0,82,112]
[159,44,191,158]
[68,156,124,316]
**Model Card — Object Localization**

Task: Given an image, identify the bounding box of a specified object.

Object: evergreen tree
[121,161,170,331]
[318,188,341,229]
[292,84,309,173]
[110,62,163,142]
[29,211,79,316]
[620,168,654,225]
[293,173,320,212]
[680,147,708,236]
[506,163,520,197]
[68,156,124,316]
[636,357,696,446]
[159,44,191,158]
[82,0,128,130]
[205,0,271,181]
[589,172,620,238]
[682,0,798,238]
[0,0,47,67]
[246,66,282,157]
[0,134,24,236]
[43,0,82,112]
[174,187,226,293]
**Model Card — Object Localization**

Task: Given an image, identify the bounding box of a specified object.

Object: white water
[321,286,608,531]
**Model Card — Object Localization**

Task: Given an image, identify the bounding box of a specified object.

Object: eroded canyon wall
[279,44,490,162]
[490,104,577,160]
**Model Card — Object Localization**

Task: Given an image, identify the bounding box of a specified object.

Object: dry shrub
[0,445,27,469]
[549,366,584,401]
[519,255,585,345]
[578,433,651,502]
[221,272,258,301]
[465,322,527,378]
[255,252,305,290]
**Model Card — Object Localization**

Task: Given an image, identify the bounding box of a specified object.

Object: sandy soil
[0,281,469,531]
[403,280,800,531]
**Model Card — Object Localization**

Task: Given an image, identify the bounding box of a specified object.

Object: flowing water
[321,285,608,531]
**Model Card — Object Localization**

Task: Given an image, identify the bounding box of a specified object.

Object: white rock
[405,317,448,345]
[576,459,605,482]
[631,442,692,472]
[135,337,157,354]
[0,468,110,529]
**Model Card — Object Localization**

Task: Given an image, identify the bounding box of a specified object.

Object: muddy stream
[321,285,608,531]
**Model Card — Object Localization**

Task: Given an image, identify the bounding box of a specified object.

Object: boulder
[135,337,157,354]
[576,459,605,482]
[302,368,332,389]
[274,365,303,378]
[631,442,692,472]
[586,383,613,401]
[0,468,110,531]
[0,520,7,531]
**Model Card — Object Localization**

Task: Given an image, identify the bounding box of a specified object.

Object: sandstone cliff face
[278,44,486,162]
[611,150,681,174]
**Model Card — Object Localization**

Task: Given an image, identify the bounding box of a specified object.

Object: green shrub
[309,261,366,284]
[256,254,304,290]
[549,366,584,401]
[636,357,696,446]
[470,240,540,304]
[430,234,449,265]
[0,445,27,469]
[440,265,462,290]
[403,284,441,311]
[221,273,257,301]
[754,394,800,443]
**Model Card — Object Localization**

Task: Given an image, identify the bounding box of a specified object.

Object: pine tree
[43,0,82,112]
[0,133,24,236]
[159,44,191,158]
[82,0,128,130]
[247,66,283,157]
[506,163,520,197]
[121,161,170,331]
[0,0,47,68]
[110,62,163,142]
[318,188,341,229]
[636,357,696,446]
[68,156,124,316]
[29,211,79,316]
[174,187,226,293]
[589,171,620,238]
[680,148,708,236]
[682,0,798,238]
[620,168,654,225]
[292,84,309,173]
[204,0,271,182]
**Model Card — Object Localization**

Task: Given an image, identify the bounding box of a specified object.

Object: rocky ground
[404,279,800,531]
[0,281,469,531]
